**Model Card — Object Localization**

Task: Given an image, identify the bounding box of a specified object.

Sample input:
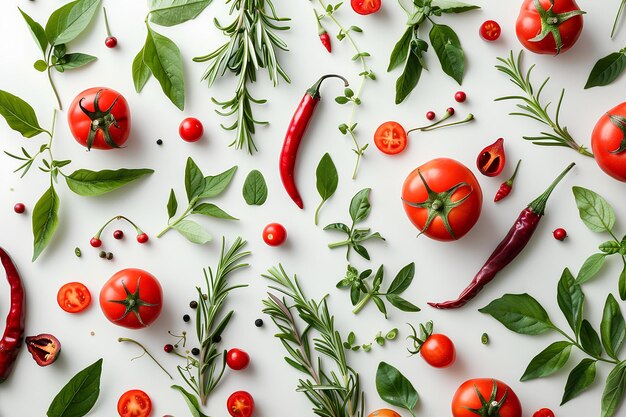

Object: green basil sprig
[242,169,268,206]
[343,328,399,352]
[376,361,419,417]
[47,359,103,417]
[19,0,101,109]
[0,91,153,261]
[315,153,338,225]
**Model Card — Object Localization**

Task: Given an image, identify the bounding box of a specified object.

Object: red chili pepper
[429,163,575,309]
[477,137,506,177]
[279,74,348,209]
[315,10,331,53]
[494,159,522,202]
[0,247,25,383]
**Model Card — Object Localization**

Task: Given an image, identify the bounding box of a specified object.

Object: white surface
[0,0,625,416]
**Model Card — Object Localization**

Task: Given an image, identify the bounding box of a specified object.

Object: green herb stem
[553,327,619,365]
[46,49,62,110]
[352,292,372,314]
[157,202,194,238]
[118,337,173,379]
[613,0,626,38]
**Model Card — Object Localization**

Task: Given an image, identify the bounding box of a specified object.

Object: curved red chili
[494,159,522,202]
[0,247,25,383]
[279,74,348,209]
[477,137,506,177]
[429,162,575,309]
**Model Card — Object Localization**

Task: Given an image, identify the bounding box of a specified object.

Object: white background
[0,0,625,416]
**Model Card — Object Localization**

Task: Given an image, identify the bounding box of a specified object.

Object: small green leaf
[347,331,356,345]
[148,0,212,27]
[171,385,210,417]
[315,153,338,225]
[335,96,349,104]
[46,358,102,417]
[479,293,555,335]
[601,240,622,254]
[601,294,626,361]
[386,294,420,312]
[184,157,204,201]
[19,8,49,55]
[557,268,585,335]
[34,60,48,72]
[372,295,387,317]
[429,23,464,84]
[143,26,185,110]
[45,0,102,46]
[573,186,616,233]
[580,319,603,357]
[167,189,178,219]
[58,53,96,70]
[323,223,350,234]
[601,361,626,417]
[576,253,607,284]
[192,203,238,220]
[521,341,572,381]
[561,359,597,405]
[431,0,480,13]
[201,166,237,198]
[0,89,46,138]
[585,52,626,89]
[172,219,212,244]
[132,46,152,93]
[388,27,412,71]
[65,168,154,196]
[395,49,422,104]
[349,188,372,223]
[242,169,268,206]
[387,262,415,294]
[32,186,60,262]
[375,362,419,413]
[386,328,398,340]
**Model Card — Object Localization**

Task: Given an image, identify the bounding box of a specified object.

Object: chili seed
[106,252,113,260]
[255,318,264,327]
[99,251,106,258]
[191,347,200,356]
[74,247,82,257]
[481,333,489,345]
[164,344,174,353]
[189,300,198,309]
[156,139,163,145]
[183,314,190,322]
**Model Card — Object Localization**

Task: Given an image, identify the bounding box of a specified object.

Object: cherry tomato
[553,228,567,241]
[402,158,483,241]
[452,379,522,417]
[227,391,254,417]
[476,138,506,177]
[480,20,501,41]
[592,102,626,182]
[99,268,163,329]
[533,409,555,417]
[374,121,407,155]
[117,389,152,417]
[226,348,250,370]
[68,87,130,150]
[57,282,92,313]
[351,0,381,15]
[179,117,204,142]
[105,37,118,48]
[516,0,584,55]
[13,203,25,214]
[421,334,456,368]
[263,223,287,246]
[454,91,467,103]
[367,410,401,417]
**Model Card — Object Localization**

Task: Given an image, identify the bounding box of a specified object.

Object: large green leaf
[65,168,153,196]
[171,385,209,417]
[561,359,597,405]
[387,263,415,294]
[192,203,237,220]
[429,23,464,84]
[580,319,603,357]
[431,0,480,13]
[45,0,101,46]
[395,49,422,104]
[32,186,60,262]
[143,26,185,110]
[602,294,626,361]
[479,293,555,335]
[148,0,212,27]
[18,8,48,54]
[585,52,626,89]
[57,53,96,70]
[0,89,46,138]
[557,268,584,335]
[388,27,412,71]
[521,341,572,381]
[573,186,616,233]
[172,219,212,244]
[375,362,419,413]
[200,166,238,198]
[576,253,607,284]
[602,361,626,417]
[47,359,102,417]
[132,45,152,93]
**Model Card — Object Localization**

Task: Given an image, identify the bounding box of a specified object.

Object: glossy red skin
[57,282,92,313]
[68,87,130,150]
[367,410,401,417]
[320,33,332,52]
[402,158,483,241]
[351,0,381,15]
[13,203,25,214]
[476,138,506,177]
[533,408,555,417]
[421,334,456,368]
[25,334,61,366]
[374,121,407,155]
[227,391,254,417]
[452,379,522,417]
[263,223,287,246]
[226,348,250,370]
[117,389,152,417]
[179,117,204,142]
[480,20,501,41]
[516,0,583,55]
[0,248,24,384]
[592,102,626,182]
[99,268,162,329]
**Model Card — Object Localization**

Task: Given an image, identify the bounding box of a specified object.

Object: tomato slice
[374,121,407,155]
[227,391,255,417]
[57,282,91,313]
[480,20,501,41]
[117,390,152,417]
[351,0,381,15]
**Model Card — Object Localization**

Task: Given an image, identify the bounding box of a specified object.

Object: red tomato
[117,389,152,417]
[57,282,91,313]
[374,121,407,155]
[533,409,555,417]
[226,348,250,370]
[421,334,456,368]
[351,0,381,15]
[592,102,626,182]
[227,391,254,417]
[179,117,204,142]
[515,0,584,55]
[452,379,522,417]
[263,223,287,246]
[480,20,501,41]
[402,158,483,241]
[99,268,163,329]
[68,87,130,150]
[367,410,401,417]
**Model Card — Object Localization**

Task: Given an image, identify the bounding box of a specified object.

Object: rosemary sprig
[495,50,593,158]
[174,237,250,408]
[194,0,290,154]
[262,265,364,417]
[613,0,626,38]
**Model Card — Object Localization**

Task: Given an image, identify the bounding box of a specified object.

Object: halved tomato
[227,391,254,417]
[374,121,407,155]
[351,0,382,15]
[57,282,91,313]
[117,389,152,417]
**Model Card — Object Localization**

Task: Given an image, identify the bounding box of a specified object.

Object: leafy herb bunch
[389,0,480,104]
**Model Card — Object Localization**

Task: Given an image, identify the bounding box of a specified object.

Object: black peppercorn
[212,335,221,343]
[156,139,163,145]
[99,251,106,258]
[183,314,190,322]
[189,300,198,309]
[191,347,200,356]
[255,319,263,327]
[106,252,113,260]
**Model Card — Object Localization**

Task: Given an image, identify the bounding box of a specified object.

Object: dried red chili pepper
[429,162,575,309]
[0,247,25,383]
[494,159,522,202]
[477,138,506,177]
[279,74,348,209]
[315,10,331,53]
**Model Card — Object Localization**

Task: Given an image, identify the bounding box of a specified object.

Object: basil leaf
[580,319,603,357]
[429,23,464,84]
[349,188,372,223]
[479,293,555,335]
[171,385,210,417]
[32,186,60,262]
[184,157,204,201]
[388,27,412,71]
[242,169,268,206]
[602,294,626,361]
[65,168,154,196]
[0,89,46,138]
[585,52,626,89]
[601,361,626,417]
[573,186,616,233]
[395,49,422,104]
[19,8,49,55]
[143,26,185,110]
[200,166,237,198]
[387,262,415,295]
[172,219,212,244]
[375,362,419,413]
[557,268,585,335]
[47,358,102,417]
[132,45,152,93]
[167,189,178,219]
[149,0,212,27]
[561,359,597,405]
[58,53,96,70]
[576,253,607,284]
[323,223,350,234]
[521,341,572,381]
[601,240,622,255]
[192,203,238,220]
[431,0,480,13]
[386,294,420,312]
[315,153,338,224]
[45,0,101,46]
[353,244,371,261]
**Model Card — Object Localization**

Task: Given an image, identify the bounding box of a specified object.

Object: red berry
[446,107,455,116]
[553,228,567,241]
[113,230,124,240]
[164,344,174,353]
[454,91,467,103]
[533,409,555,417]
[179,117,204,142]
[263,223,287,246]
[426,111,436,120]
[105,36,117,48]
[13,203,25,214]
[137,233,149,244]
[90,238,102,248]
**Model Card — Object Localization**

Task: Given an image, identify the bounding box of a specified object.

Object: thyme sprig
[262,265,364,417]
[495,50,593,158]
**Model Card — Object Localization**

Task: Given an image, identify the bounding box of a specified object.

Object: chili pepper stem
[94,215,145,238]
[307,74,349,98]
[506,159,522,185]
[118,337,173,379]
[528,162,575,215]
[407,113,474,134]
[314,9,326,35]
[103,7,113,37]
